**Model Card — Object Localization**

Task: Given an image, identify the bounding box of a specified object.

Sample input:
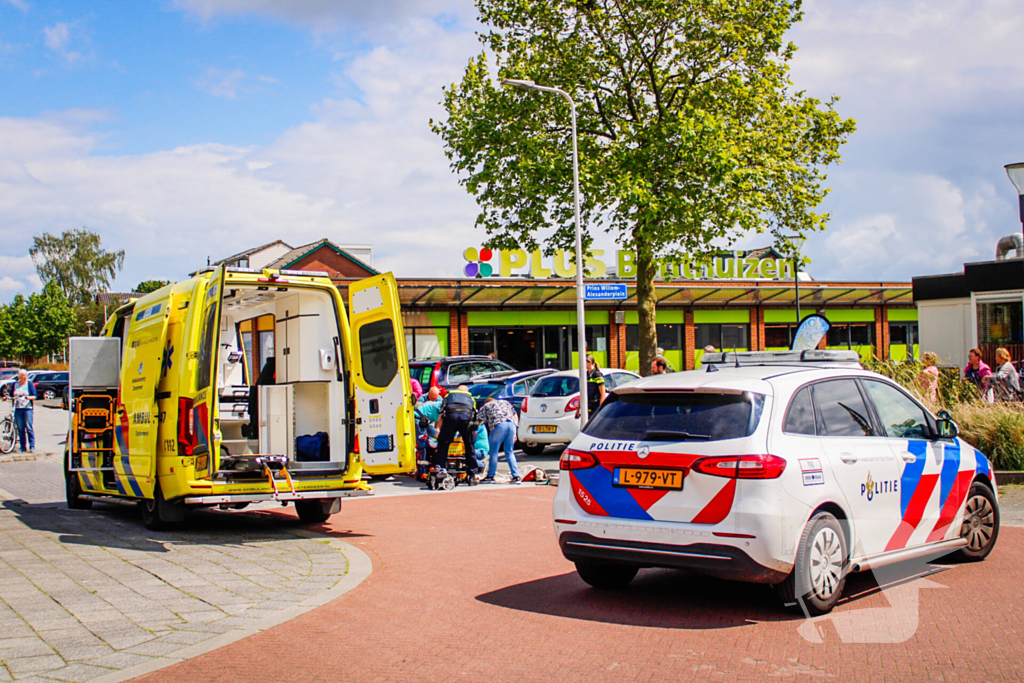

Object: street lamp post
[783,235,806,332]
[1005,163,1024,227]
[502,78,590,425]
[85,320,94,337]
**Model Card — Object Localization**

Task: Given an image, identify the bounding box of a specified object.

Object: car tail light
[559,448,599,471]
[177,397,196,455]
[431,362,441,389]
[566,395,580,418]
[521,397,528,412]
[692,455,787,479]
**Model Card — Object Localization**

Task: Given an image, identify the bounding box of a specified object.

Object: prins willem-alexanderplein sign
[462,247,796,281]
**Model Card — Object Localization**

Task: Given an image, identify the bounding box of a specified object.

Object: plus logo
[463,247,494,277]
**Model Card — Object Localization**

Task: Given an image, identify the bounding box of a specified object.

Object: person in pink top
[964,348,992,387]
[917,352,940,402]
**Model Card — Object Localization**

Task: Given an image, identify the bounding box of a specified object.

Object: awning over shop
[396,279,914,308]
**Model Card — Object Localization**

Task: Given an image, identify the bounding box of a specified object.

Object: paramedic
[433,384,478,478]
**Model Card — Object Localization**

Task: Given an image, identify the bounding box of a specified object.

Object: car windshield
[532,375,580,397]
[584,392,764,442]
[468,383,504,400]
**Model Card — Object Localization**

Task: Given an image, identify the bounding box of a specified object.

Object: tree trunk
[635,240,658,377]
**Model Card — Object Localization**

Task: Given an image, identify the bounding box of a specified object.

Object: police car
[554,350,1000,615]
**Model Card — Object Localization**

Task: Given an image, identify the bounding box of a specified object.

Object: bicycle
[0,399,16,454]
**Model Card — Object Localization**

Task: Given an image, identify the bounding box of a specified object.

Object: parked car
[34,371,69,400]
[0,370,41,398]
[409,355,516,393]
[466,368,557,415]
[517,368,639,455]
[554,349,1000,615]
[0,368,19,382]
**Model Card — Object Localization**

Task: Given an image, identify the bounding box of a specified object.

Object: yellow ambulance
[64,266,415,529]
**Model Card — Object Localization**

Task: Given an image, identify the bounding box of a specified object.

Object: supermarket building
[214,239,918,373]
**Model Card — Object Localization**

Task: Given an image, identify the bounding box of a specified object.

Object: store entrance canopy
[396,279,913,308]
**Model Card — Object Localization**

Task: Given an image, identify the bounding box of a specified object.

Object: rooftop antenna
[207,256,211,266]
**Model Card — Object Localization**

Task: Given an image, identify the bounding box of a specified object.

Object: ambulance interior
[214,285,347,473]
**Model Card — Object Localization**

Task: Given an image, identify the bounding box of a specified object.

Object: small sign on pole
[584,283,628,301]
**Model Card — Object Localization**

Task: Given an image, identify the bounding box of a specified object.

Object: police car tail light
[560,448,598,471]
[692,454,786,479]
[566,395,580,418]
[177,397,195,456]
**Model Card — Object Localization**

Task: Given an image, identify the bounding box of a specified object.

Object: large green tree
[0,282,75,361]
[30,228,125,307]
[135,279,171,294]
[432,0,855,374]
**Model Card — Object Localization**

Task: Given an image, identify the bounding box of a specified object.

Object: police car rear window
[584,392,764,442]
[532,376,579,397]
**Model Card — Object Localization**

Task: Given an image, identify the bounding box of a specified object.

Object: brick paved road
[137,486,1024,683]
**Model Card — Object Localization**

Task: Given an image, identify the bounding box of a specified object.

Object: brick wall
[684,310,696,370]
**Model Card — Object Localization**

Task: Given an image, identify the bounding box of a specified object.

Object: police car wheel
[777,512,847,616]
[575,561,638,590]
[952,483,999,562]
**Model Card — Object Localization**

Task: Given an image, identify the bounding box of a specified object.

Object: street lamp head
[501,78,537,91]
[1006,163,1024,223]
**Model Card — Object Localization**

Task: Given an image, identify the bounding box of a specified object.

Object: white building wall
[250,243,293,270]
[918,298,973,366]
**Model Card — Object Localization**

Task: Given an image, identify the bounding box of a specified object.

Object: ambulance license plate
[534,425,557,434]
[613,467,683,490]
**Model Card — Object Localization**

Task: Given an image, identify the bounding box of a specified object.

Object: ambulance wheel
[574,561,638,590]
[777,512,847,616]
[139,484,184,531]
[521,443,546,456]
[64,451,92,511]
[952,482,999,562]
[295,500,332,524]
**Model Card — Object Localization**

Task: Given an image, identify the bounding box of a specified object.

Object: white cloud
[43,22,85,63]
[194,67,247,98]
[0,18,485,300]
[171,0,475,34]
[3,0,28,11]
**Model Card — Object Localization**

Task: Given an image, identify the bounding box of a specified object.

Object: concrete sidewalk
[0,492,369,683]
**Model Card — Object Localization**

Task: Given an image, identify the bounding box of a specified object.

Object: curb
[997,471,1024,486]
[0,451,55,464]
[89,530,374,683]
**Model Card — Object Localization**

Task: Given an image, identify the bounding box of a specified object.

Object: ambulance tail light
[177,398,196,455]
[560,448,598,471]
[691,454,787,479]
[566,395,580,418]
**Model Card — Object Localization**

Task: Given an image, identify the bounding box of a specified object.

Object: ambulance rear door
[348,273,415,475]
[192,267,225,478]
[117,297,170,499]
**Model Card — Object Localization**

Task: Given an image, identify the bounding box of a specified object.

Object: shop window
[625,325,639,352]
[469,329,495,357]
[626,324,680,351]
[827,323,875,348]
[696,323,749,350]
[765,324,793,349]
[404,326,449,359]
[977,301,1023,345]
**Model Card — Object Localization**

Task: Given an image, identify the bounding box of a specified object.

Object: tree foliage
[30,228,125,307]
[135,279,171,294]
[0,282,76,360]
[432,0,855,374]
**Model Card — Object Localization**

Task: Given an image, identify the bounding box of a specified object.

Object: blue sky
[0,0,1023,299]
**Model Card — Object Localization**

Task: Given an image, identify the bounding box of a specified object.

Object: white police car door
[860,379,950,551]
[811,379,902,558]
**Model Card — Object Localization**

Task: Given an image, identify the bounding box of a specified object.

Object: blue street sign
[584,283,628,301]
